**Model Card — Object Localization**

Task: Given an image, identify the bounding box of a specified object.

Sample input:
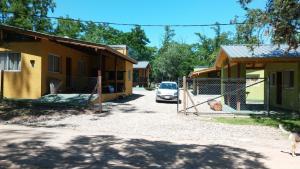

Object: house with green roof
[215,44,300,111]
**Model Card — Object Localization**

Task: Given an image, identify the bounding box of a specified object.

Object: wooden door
[276,72,282,105]
[66,57,72,88]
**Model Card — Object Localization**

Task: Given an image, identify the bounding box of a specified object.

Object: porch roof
[133,61,150,69]
[215,44,300,68]
[0,24,137,64]
[189,67,218,78]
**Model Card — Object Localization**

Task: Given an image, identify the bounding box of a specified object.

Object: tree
[55,16,82,38]
[152,42,198,81]
[193,24,233,66]
[238,0,300,49]
[0,0,56,33]
[125,25,153,60]
[159,26,175,53]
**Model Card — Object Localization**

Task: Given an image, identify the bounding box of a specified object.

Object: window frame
[48,53,61,73]
[0,51,21,72]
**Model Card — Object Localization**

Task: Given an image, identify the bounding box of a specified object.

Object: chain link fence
[178,77,269,114]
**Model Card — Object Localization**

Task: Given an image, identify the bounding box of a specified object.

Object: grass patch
[214,113,300,132]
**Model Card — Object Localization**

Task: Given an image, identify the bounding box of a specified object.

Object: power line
[0,11,244,27]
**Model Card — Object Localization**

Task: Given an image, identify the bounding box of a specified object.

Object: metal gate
[177,76,269,115]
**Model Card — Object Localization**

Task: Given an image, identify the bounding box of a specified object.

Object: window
[128,70,131,81]
[106,71,115,80]
[0,52,21,71]
[78,60,86,75]
[48,54,60,73]
[270,73,276,86]
[117,71,124,80]
[283,71,294,88]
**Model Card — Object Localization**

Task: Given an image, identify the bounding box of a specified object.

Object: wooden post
[227,63,231,106]
[186,90,200,115]
[114,56,117,93]
[97,70,102,113]
[0,70,3,100]
[237,63,241,111]
[183,76,187,114]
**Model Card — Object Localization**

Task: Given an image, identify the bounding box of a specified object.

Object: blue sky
[50,0,266,47]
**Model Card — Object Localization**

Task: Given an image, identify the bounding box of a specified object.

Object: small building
[189,66,220,78]
[215,44,300,111]
[133,61,151,87]
[0,24,137,101]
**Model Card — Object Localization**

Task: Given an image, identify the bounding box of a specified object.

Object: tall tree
[238,0,300,49]
[55,16,82,38]
[159,25,175,53]
[194,24,233,66]
[0,0,55,33]
[152,42,198,81]
[125,25,153,60]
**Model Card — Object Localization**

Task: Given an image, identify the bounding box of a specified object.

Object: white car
[156,81,179,102]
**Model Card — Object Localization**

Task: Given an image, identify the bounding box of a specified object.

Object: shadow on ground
[0,131,268,169]
[0,99,92,122]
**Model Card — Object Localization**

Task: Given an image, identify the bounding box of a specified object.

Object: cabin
[0,24,137,102]
[133,61,151,87]
[215,44,300,111]
[189,66,220,78]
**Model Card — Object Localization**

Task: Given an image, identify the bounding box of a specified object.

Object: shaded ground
[0,89,300,168]
[0,126,268,169]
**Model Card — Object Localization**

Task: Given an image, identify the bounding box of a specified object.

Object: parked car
[156,81,179,102]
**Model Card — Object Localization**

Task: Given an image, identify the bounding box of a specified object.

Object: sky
[50,0,266,47]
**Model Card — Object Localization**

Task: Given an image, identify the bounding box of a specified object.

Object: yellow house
[215,45,300,111]
[0,24,137,102]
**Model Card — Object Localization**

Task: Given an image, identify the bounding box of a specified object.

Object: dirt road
[0,89,299,168]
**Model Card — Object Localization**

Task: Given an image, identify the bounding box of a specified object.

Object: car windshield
[159,83,177,89]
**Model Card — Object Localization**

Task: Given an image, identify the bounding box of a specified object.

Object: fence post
[97,70,102,113]
[183,76,187,114]
[177,77,179,113]
[267,75,270,116]
[0,70,3,100]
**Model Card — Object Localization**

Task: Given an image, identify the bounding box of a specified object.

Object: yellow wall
[0,42,42,99]
[115,48,128,56]
[0,40,133,100]
[40,39,90,95]
[125,61,133,95]
[264,62,300,111]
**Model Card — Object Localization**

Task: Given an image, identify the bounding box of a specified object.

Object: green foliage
[159,26,175,53]
[214,113,300,132]
[193,24,234,66]
[152,42,199,81]
[0,0,56,33]
[238,0,300,49]
[81,24,155,61]
[55,16,82,38]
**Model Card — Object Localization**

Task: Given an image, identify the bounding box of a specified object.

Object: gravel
[1,89,300,168]
[32,89,286,148]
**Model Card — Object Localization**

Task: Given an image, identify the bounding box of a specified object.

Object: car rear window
[159,83,177,89]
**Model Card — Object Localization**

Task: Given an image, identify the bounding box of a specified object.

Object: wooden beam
[236,63,241,111]
[97,70,102,113]
[115,55,117,93]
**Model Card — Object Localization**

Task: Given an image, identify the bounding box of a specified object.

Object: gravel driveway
[0,89,300,168]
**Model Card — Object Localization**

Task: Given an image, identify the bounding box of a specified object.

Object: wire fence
[178,77,269,115]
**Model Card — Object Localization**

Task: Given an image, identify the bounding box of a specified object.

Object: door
[66,57,72,88]
[276,72,282,105]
